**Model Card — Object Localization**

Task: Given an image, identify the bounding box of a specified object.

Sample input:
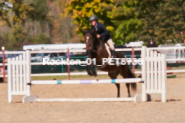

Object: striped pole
[31,78,143,85]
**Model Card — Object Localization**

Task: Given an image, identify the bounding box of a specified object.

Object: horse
[83,28,137,97]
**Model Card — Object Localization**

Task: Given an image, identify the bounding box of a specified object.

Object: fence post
[26,50,31,96]
[141,46,147,101]
[132,46,135,73]
[67,48,70,80]
[162,54,167,102]
[8,58,12,103]
[2,46,5,83]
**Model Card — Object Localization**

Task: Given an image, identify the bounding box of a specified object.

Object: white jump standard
[8,46,167,103]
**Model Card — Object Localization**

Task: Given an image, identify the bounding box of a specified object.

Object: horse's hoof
[87,72,93,76]
[93,71,97,77]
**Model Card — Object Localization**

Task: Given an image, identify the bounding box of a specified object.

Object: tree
[64,0,115,41]
[113,0,185,44]
[0,0,52,49]
[64,0,185,45]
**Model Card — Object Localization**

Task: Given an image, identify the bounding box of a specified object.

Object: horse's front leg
[86,65,92,76]
[86,64,97,77]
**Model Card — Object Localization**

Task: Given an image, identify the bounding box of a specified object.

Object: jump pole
[33,96,142,103]
[30,78,143,85]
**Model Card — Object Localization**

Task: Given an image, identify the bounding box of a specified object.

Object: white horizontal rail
[166,58,185,61]
[0,51,25,54]
[35,98,135,102]
[30,71,142,77]
[0,63,7,66]
[31,62,44,65]
[1,69,185,78]
[1,47,185,55]
[2,58,185,66]
[115,48,141,51]
[167,69,185,73]
[31,78,143,85]
[0,75,8,77]
[1,48,141,55]
[149,47,185,50]
[30,48,141,53]
[1,58,185,66]
[30,49,69,54]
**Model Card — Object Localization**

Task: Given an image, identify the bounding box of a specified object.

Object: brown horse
[83,28,137,97]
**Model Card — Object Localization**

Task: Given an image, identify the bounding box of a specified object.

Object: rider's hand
[97,34,100,38]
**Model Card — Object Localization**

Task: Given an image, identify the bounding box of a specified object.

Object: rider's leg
[107,39,116,58]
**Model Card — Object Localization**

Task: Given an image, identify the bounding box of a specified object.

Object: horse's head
[83,28,99,53]
[83,28,98,77]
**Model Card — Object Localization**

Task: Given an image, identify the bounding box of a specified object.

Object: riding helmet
[89,15,98,22]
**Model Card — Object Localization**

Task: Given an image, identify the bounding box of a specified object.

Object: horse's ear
[91,28,96,34]
[83,29,89,35]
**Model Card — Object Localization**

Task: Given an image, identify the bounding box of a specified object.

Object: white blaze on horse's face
[86,36,89,43]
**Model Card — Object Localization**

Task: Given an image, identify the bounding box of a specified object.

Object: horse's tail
[128,68,137,92]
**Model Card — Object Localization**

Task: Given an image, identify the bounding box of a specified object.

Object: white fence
[7,46,167,103]
[0,46,185,78]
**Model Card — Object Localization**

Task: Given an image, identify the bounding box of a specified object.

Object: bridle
[85,35,97,54]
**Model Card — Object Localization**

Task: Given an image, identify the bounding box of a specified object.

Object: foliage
[0,1,10,26]
[2,0,185,50]
[0,24,51,50]
[0,0,34,26]
[64,0,114,41]
[112,0,185,44]
[150,0,185,44]
[0,0,50,26]
[27,0,50,22]
[65,0,185,45]
[11,24,26,48]
[0,0,52,49]
[33,33,51,44]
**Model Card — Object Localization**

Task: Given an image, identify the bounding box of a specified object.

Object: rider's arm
[99,24,109,38]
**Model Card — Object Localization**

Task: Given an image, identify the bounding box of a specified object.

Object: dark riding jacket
[91,22,111,42]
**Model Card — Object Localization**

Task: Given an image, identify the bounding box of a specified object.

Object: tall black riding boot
[111,50,117,58]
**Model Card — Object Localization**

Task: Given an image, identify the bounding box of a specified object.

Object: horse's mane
[83,28,106,45]
[83,28,97,38]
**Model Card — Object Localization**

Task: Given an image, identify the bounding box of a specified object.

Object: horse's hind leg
[126,83,131,97]
[119,65,136,97]
[108,71,119,97]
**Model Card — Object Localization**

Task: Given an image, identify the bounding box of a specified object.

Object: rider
[89,15,117,58]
